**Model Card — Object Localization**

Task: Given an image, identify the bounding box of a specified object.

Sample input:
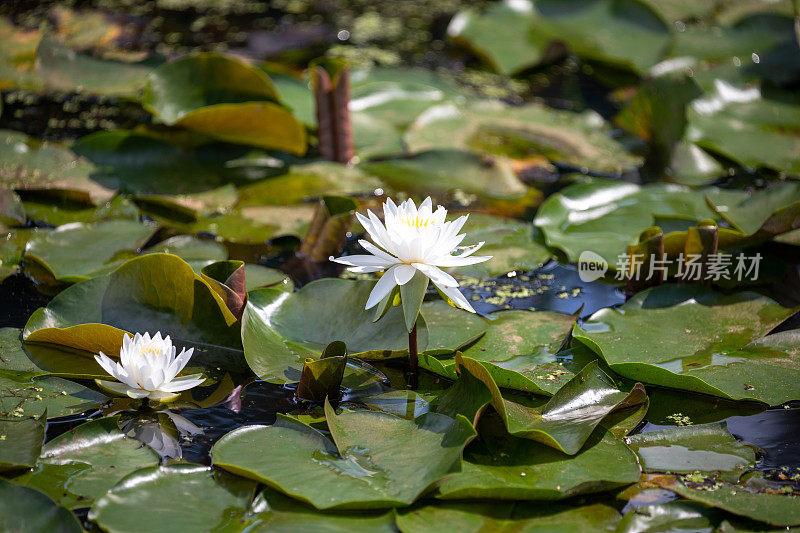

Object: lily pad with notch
[211,399,476,509]
[405,101,642,174]
[573,284,800,404]
[12,417,160,509]
[420,308,580,395]
[89,463,258,532]
[24,219,156,284]
[242,279,484,384]
[456,355,647,454]
[23,253,242,367]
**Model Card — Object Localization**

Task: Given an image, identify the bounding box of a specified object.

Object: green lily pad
[458,356,646,454]
[132,185,238,223]
[405,101,642,173]
[616,501,723,533]
[71,130,237,196]
[362,149,527,200]
[89,464,258,532]
[0,479,81,533]
[172,102,308,155]
[446,1,544,75]
[420,309,578,395]
[420,300,488,355]
[0,414,45,472]
[435,412,641,500]
[13,417,159,509]
[667,141,725,186]
[211,401,475,509]
[236,161,382,207]
[143,52,280,123]
[143,235,228,271]
[0,327,48,378]
[626,422,756,474]
[670,14,800,88]
[269,72,315,125]
[0,19,43,91]
[687,84,800,176]
[453,214,551,277]
[0,129,114,205]
[36,34,158,97]
[396,500,622,533]
[242,279,433,383]
[142,53,306,154]
[349,67,461,128]
[0,188,25,226]
[534,178,747,266]
[162,204,313,245]
[574,284,799,404]
[0,374,106,418]
[248,488,397,532]
[24,253,241,359]
[708,181,800,239]
[352,112,406,159]
[531,0,671,74]
[668,476,800,527]
[24,220,155,283]
[21,196,140,227]
[0,226,34,280]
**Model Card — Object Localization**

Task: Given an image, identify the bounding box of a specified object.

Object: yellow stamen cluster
[401,215,434,229]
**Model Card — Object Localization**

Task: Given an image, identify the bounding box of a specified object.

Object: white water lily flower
[94,332,205,402]
[333,197,491,313]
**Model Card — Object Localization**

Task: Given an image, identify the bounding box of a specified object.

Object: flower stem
[408,322,418,390]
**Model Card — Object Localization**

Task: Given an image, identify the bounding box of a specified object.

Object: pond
[1,0,800,531]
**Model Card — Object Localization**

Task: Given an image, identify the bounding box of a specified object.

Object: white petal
[393,264,417,285]
[332,254,394,268]
[142,369,166,391]
[95,379,135,397]
[414,263,459,287]
[419,196,433,214]
[365,266,400,309]
[165,347,194,382]
[158,374,206,393]
[359,240,400,263]
[146,390,181,402]
[366,210,395,252]
[458,241,485,258]
[384,198,399,217]
[95,353,120,380]
[345,265,386,273]
[126,388,151,399]
[436,283,476,313]
[433,254,493,267]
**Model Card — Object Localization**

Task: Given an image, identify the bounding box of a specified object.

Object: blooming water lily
[333,197,492,313]
[94,332,205,402]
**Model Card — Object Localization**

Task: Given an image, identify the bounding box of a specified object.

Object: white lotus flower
[333,197,491,313]
[94,332,205,402]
